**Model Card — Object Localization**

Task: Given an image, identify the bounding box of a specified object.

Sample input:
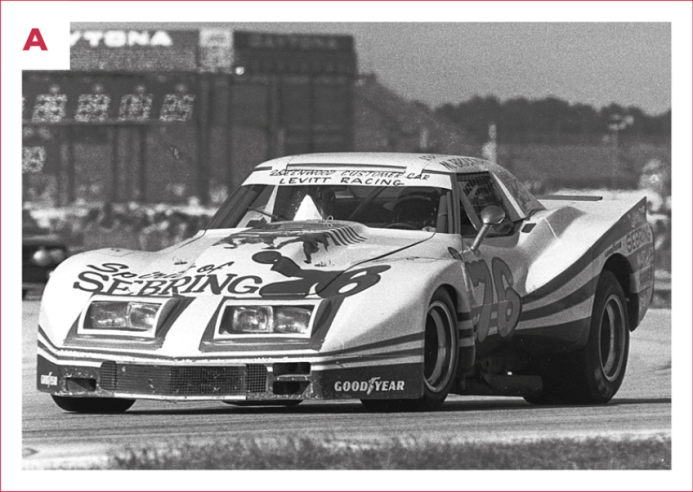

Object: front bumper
[37,355,422,402]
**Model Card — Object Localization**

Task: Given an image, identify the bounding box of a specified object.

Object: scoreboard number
[75,94,111,122]
[119,94,153,121]
[160,94,196,122]
[22,146,46,174]
[32,94,67,123]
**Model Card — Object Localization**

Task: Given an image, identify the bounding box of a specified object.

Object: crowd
[27,203,213,253]
[24,159,671,275]
[25,200,672,276]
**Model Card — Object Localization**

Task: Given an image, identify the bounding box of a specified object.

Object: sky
[74,22,671,116]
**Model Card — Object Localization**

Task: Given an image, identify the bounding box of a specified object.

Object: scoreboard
[70,30,199,71]
[68,29,357,76]
[23,72,198,124]
[23,28,357,205]
[232,31,357,76]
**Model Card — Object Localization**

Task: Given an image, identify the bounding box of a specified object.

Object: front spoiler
[37,355,422,402]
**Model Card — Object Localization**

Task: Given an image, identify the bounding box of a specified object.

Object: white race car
[37,153,654,412]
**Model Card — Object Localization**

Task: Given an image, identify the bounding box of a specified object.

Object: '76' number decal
[466,258,522,342]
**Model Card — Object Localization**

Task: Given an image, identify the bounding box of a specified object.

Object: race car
[23,209,68,297]
[37,153,654,412]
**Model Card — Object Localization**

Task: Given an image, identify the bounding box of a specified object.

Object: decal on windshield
[244,168,451,189]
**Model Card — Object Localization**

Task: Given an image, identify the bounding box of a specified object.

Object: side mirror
[470,205,506,253]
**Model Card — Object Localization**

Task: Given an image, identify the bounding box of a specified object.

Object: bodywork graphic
[216,222,367,263]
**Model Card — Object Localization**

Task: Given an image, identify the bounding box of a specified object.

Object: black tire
[362,288,459,412]
[51,395,135,413]
[524,270,630,405]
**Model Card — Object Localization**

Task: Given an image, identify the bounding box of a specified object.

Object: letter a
[23,28,48,51]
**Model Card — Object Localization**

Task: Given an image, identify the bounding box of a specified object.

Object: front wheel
[525,270,630,405]
[51,395,135,413]
[362,288,459,412]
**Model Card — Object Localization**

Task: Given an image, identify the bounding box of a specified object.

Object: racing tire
[51,395,135,413]
[361,288,459,412]
[524,270,630,405]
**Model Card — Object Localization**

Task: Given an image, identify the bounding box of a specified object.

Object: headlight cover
[275,306,313,334]
[216,303,316,338]
[230,306,274,334]
[79,297,172,337]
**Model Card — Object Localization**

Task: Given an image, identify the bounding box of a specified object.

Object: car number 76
[465,257,522,342]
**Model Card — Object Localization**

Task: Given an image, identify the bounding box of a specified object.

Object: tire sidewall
[584,271,630,403]
[421,289,459,405]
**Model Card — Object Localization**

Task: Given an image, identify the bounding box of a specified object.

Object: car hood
[131,221,435,296]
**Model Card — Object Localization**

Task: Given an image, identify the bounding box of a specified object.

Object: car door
[454,172,529,346]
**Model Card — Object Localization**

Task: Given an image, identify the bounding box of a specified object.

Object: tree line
[434,96,671,143]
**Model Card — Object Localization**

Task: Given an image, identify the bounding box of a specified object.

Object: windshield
[210,184,453,232]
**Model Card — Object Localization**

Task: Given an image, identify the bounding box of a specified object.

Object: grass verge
[103,435,670,470]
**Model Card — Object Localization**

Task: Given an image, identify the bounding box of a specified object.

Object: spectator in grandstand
[140,212,170,251]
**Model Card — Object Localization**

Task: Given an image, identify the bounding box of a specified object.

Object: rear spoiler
[537,195,603,201]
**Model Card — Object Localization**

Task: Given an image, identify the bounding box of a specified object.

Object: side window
[457,173,514,237]
[494,169,545,217]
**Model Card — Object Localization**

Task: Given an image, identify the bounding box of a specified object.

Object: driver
[312,187,335,218]
[390,189,439,230]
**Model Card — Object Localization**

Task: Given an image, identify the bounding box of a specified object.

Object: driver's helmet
[312,187,335,218]
[463,181,496,213]
[392,188,439,228]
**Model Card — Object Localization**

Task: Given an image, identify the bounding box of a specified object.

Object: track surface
[22,299,671,468]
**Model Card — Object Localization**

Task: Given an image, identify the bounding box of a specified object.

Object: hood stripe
[342,227,360,243]
[347,227,367,242]
[313,348,421,368]
[313,356,421,371]
[320,333,422,358]
[522,252,592,303]
[39,326,422,362]
[38,340,421,367]
[457,311,472,322]
[339,226,363,244]
[519,275,598,322]
[522,206,644,303]
[38,326,59,350]
[332,228,351,245]
[38,349,104,367]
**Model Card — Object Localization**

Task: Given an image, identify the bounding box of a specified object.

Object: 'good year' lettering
[333,377,405,395]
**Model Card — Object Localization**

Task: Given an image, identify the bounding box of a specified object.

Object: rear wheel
[362,288,458,412]
[524,270,630,405]
[51,395,135,413]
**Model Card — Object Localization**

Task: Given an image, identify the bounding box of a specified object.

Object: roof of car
[255,152,505,175]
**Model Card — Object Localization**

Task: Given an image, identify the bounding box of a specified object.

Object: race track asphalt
[21,299,671,469]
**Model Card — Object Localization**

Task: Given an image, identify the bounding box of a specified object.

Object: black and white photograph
[2,1,691,486]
